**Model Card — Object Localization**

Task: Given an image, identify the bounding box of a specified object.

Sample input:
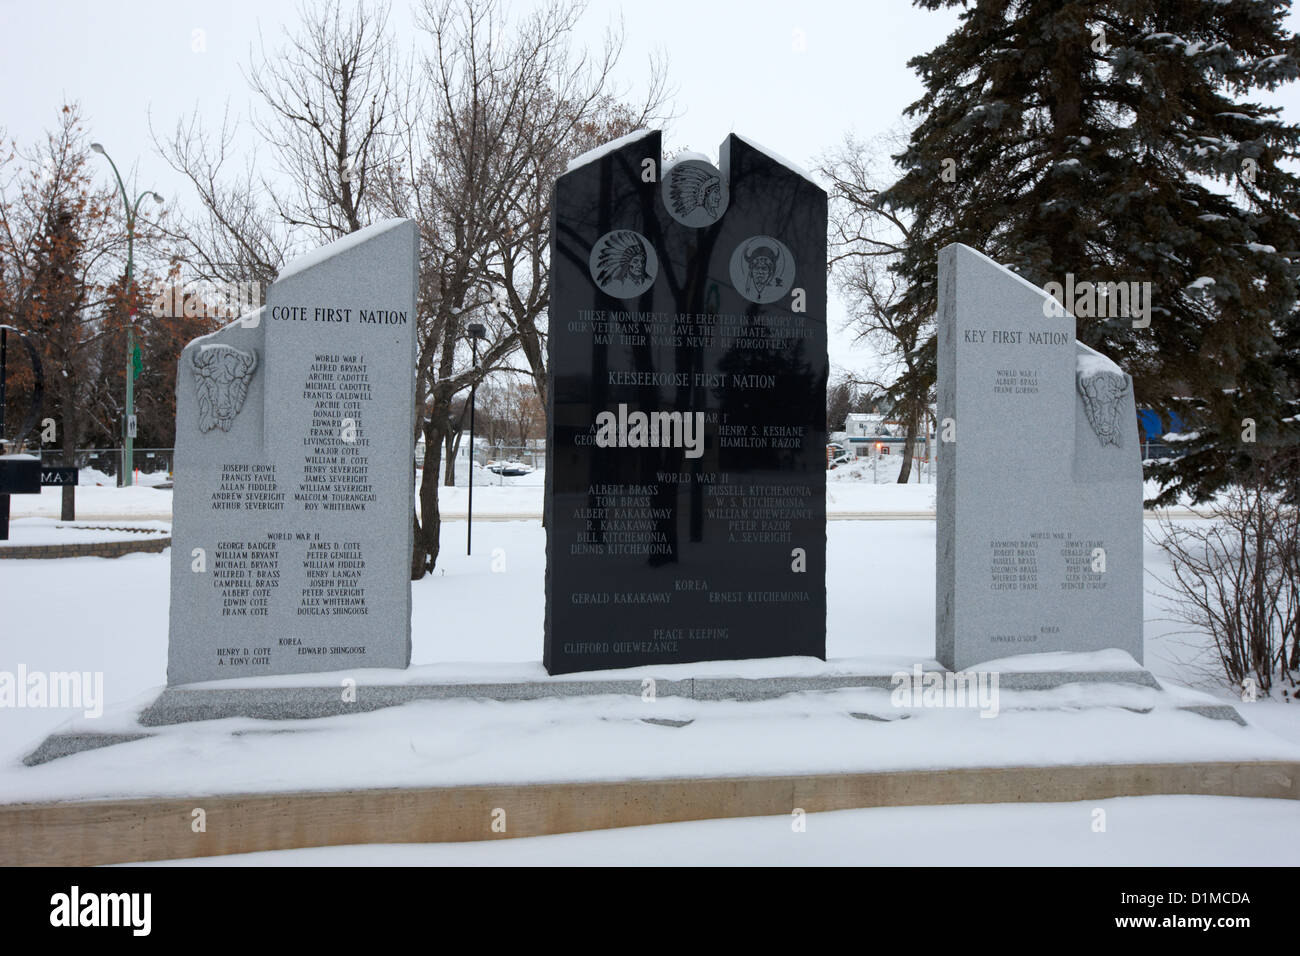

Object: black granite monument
[545,131,827,675]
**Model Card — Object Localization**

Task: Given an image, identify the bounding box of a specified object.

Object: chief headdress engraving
[1077,369,1128,447]
[595,231,648,287]
[191,343,258,433]
[669,163,722,222]
[589,229,657,298]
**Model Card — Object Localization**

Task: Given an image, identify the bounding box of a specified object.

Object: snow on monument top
[277,218,413,282]
[564,129,655,173]
[562,129,819,187]
[1076,342,1124,378]
[731,133,817,185]
[662,149,714,173]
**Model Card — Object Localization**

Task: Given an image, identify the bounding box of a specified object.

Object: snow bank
[6,681,1294,803]
[0,518,169,547]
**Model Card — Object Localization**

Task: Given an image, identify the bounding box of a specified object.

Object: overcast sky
[3,0,1298,378]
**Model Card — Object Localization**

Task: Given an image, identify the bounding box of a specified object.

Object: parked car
[485,460,535,477]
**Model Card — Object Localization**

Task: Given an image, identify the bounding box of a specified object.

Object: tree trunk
[410,363,429,580]
[410,508,424,580]
[517,317,549,530]
[896,408,918,484]
[443,428,457,486]
[411,416,446,579]
[443,401,470,486]
[1046,12,1087,274]
[59,378,76,520]
[411,299,464,576]
[521,345,547,413]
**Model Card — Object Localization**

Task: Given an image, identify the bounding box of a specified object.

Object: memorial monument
[545,130,828,675]
[936,243,1143,671]
[167,219,419,684]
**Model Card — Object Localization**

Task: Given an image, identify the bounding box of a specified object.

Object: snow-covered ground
[135,795,1299,867]
[3,515,1299,802]
[10,476,175,520]
[12,460,939,519]
[89,467,172,488]
[8,464,547,520]
[11,457,1220,521]
[0,517,170,547]
[828,455,934,486]
[3,463,1296,873]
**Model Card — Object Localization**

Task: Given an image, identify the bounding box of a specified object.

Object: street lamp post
[91,143,162,488]
[466,323,487,556]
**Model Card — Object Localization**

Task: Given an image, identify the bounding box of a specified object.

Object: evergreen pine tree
[883,0,1300,503]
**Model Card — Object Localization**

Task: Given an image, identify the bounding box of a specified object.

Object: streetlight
[91,142,163,487]
[466,322,487,555]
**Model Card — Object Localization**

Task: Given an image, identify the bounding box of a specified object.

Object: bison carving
[1076,369,1128,448]
[191,344,258,434]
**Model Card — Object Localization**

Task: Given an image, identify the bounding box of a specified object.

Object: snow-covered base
[131,795,1299,867]
[3,518,1297,807]
[0,517,169,548]
[143,649,1145,695]
[11,674,1290,804]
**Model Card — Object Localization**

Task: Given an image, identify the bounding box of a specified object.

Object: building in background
[839,410,931,458]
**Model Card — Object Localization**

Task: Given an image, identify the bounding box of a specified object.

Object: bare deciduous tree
[393,0,667,576]
[154,1,403,290]
[248,0,402,240]
[154,0,668,577]
[821,132,933,483]
[153,107,290,291]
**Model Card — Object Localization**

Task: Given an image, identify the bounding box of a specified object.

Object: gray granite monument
[936,243,1143,671]
[167,219,419,685]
